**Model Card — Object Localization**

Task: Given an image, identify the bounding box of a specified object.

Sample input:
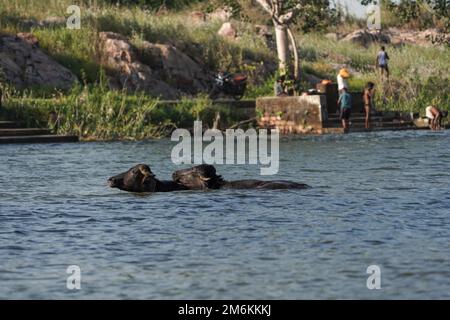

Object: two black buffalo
[108,164,310,193]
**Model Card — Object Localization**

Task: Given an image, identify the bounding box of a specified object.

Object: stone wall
[257,96,327,134]
[317,83,364,114]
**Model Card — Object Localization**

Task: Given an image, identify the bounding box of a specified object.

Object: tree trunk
[287,27,299,83]
[274,22,289,75]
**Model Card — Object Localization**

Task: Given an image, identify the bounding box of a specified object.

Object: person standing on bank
[376,46,390,81]
[363,82,376,130]
[337,68,350,94]
[336,68,351,115]
[338,87,352,132]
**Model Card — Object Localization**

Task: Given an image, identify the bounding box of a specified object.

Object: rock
[341,28,449,48]
[99,32,180,99]
[141,42,209,94]
[17,32,39,47]
[218,22,237,40]
[189,11,206,24]
[340,29,390,47]
[99,32,137,65]
[387,28,449,47]
[0,33,78,90]
[207,6,233,22]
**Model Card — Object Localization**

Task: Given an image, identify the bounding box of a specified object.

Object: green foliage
[99,0,203,10]
[359,0,449,29]
[1,80,248,140]
[295,0,340,32]
[32,27,101,83]
[0,0,449,138]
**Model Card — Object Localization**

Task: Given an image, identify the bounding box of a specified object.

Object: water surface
[1,130,449,299]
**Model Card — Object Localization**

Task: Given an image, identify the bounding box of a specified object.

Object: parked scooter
[209,71,247,100]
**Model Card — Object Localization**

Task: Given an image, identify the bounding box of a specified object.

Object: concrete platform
[0,128,52,136]
[0,120,79,144]
[0,121,20,129]
[0,134,79,144]
[255,96,437,135]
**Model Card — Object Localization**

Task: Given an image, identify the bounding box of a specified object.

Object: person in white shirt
[337,68,350,93]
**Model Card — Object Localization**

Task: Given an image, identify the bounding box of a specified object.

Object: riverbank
[0,0,448,140]
[0,83,255,141]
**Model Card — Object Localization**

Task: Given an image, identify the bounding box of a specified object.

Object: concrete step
[325,121,414,129]
[348,126,424,133]
[0,121,21,129]
[0,135,79,144]
[0,128,52,137]
[326,117,385,124]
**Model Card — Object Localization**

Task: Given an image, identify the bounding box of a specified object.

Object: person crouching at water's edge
[426,105,448,131]
[339,87,352,132]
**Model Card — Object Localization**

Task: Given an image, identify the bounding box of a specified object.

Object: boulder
[17,32,39,47]
[141,42,208,94]
[99,32,180,99]
[386,28,450,47]
[218,22,237,40]
[340,28,449,48]
[189,11,206,24]
[340,29,390,47]
[0,34,78,90]
[207,6,233,22]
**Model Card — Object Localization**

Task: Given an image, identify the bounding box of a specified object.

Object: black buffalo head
[108,164,157,193]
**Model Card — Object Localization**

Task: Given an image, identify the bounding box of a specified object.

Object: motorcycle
[209,72,248,101]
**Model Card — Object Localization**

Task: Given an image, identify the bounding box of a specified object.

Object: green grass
[0,80,249,140]
[0,0,449,139]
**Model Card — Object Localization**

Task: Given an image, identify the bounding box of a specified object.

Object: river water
[1,130,449,299]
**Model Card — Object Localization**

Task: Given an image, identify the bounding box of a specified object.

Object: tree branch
[279,4,302,24]
[255,0,272,15]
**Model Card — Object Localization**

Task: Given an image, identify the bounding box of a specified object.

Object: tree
[255,0,302,81]
[359,0,449,24]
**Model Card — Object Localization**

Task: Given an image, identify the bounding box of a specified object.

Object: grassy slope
[0,0,449,139]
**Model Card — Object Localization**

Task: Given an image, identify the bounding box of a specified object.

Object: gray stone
[0,34,78,90]
[340,29,390,47]
[207,6,233,22]
[98,32,181,99]
[217,22,237,40]
[141,42,209,94]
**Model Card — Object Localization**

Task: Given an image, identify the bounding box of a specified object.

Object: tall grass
[0,76,249,140]
[0,0,448,135]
